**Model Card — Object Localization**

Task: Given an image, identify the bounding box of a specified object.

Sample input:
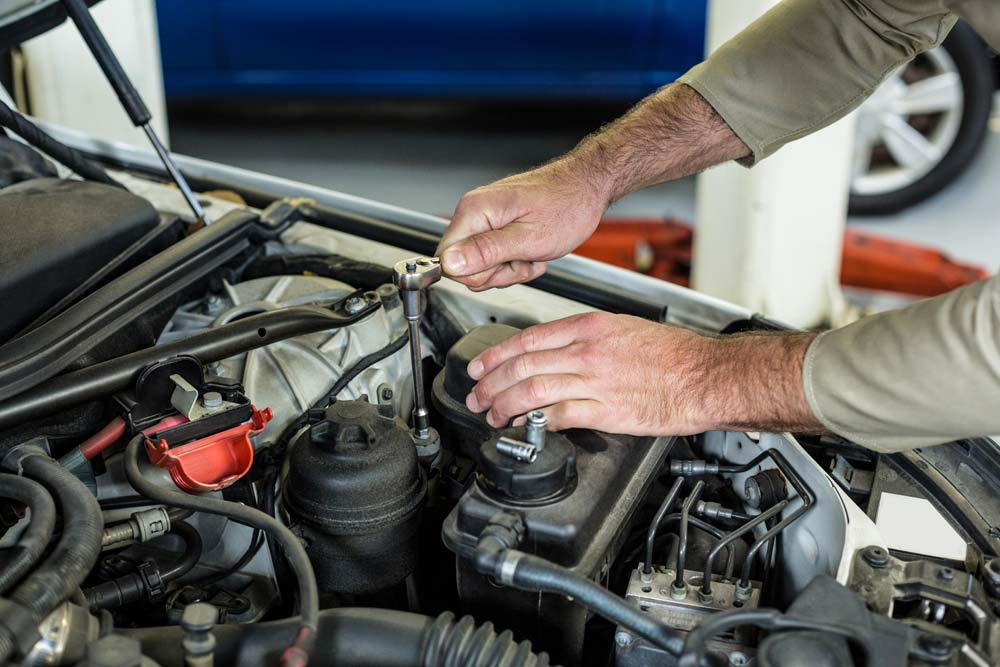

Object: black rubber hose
[501,552,687,658]
[122,436,317,667]
[85,521,203,610]
[0,473,57,594]
[127,608,553,667]
[158,521,203,583]
[643,477,684,575]
[0,448,103,663]
[0,98,121,187]
[674,481,705,589]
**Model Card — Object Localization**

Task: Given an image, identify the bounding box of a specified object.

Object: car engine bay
[0,110,998,667]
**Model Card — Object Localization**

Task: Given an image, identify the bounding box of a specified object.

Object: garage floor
[170,96,1000,272]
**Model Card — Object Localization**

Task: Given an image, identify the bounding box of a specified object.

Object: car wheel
[848,21,995,216]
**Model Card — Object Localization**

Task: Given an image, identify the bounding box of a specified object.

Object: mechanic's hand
[464,312,716,435]
[437,159,608,291]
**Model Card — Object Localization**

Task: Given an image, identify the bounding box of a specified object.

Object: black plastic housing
[442,430,674,663]
[283,399,426,595]
[0,178,157,342]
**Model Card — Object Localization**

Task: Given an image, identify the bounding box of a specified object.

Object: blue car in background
[157,1,998,214]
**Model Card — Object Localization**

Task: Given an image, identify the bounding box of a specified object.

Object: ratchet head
[393,257,443,292]
[393,257,443,321]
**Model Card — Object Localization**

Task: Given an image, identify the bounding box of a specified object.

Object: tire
[848,21,995,216]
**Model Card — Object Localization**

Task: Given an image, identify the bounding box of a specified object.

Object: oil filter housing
[283,399,426,595]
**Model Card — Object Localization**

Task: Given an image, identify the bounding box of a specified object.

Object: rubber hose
[0,99,121,187]
[122,435,318,667]
[0,450,103,663]
[158,521,203,583]
[85,521,203,611]
[506,552,687,657]
[0,473,57,594]
[126,608,554,667]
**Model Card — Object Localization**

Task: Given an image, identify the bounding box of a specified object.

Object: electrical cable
[123,436,317,667]
[273,331,410,450]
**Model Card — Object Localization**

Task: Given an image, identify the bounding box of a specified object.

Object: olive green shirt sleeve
[678,0,963,164]
[802,276,1000,451]
[676,0,1000,450]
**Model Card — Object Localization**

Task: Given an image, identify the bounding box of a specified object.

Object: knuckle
[513,355,533,381]
[471,234,500,266]
[474,381,493,404]
[525,376,550,403]
[518,327,541,353]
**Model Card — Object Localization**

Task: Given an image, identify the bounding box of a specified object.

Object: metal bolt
[344,296,367,315]
[525,410,547,451]
[406,261,417,272]
[496,437,537,463]
[937,567,955,582]
[669,581,687,601]
[729,652,749,667]
[202,392,223,409]
[861,545,890,568]
[614,630,632,648]
[204,294,224,315]
[380,386,394,402]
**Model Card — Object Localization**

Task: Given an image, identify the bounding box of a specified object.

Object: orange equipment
[575,217,987,298]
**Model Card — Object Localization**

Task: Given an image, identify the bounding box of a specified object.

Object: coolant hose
[123,435,318,667]
[0,447,103,662]
[126,608,554,667]
[0,473,57,594]
[85,521,204,611]
[497,552,687,657]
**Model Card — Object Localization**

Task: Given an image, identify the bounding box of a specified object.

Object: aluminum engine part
[614,568,759,667]
[159,274,412,442]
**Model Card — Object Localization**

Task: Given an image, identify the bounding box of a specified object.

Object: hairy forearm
[692,332,825,434]
[561,83,751,205]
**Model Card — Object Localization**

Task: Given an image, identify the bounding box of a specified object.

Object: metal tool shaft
[393,257,442,439]
[406,317,430,437]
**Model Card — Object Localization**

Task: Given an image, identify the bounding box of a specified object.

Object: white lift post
[19,0,168,148]
[692,0,855,328]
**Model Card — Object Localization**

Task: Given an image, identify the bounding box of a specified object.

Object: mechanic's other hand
[436,159,608,291]
[464,312,716,435]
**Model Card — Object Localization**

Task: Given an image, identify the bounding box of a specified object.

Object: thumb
[440,224,536,277]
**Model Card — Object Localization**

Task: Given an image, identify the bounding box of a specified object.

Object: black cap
[477,426,577,503]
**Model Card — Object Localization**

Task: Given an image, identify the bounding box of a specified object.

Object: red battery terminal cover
[145,406,273,493]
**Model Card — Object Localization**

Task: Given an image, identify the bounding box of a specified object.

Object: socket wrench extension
[393,257,442,438]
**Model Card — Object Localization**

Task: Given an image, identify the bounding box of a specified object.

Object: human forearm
[559,83,750,206]
[694,331,824,434]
